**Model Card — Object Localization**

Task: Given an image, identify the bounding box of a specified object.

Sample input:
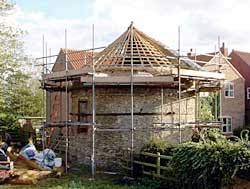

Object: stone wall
[63,86,195,169]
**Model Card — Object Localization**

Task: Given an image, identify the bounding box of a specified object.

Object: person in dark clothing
[191,126,200,142]
[3,131,12,147]
[0,130,12,152]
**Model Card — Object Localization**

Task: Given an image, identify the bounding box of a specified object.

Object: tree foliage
[0,0,42,131]
[200,92,219,121]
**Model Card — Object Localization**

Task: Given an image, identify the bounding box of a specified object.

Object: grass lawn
[1,172,153,189]
[3,169,250,189]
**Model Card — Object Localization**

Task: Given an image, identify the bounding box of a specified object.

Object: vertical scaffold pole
[197,81,200,122]
[214,45,218,121]
[45,42,48,74]
[178,26,182,144]
[42,34,45,151]
[218,36,222,123]
[161,86,163,124]
[130,21,134,175]
[91,24,96,179]
[49,48,51,69]
[65,29,69,173]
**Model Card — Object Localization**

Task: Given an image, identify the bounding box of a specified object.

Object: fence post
[156,152,160,177]
[128,148,132,174]
[127,148,130,173]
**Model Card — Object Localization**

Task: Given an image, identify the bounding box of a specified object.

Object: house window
[219,116,232,133]
[224,81,234,98]
[247,87,250,100]
[78,100,88,133]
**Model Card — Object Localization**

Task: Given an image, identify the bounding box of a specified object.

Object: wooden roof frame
[94,22,200,70]
[44,23,225,84]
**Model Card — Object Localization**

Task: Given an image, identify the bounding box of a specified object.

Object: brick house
[229,50,250,125]
[188,44,245,133]
[43,23,224,168]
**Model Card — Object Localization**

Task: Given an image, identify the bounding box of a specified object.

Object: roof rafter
[94,23,199,69]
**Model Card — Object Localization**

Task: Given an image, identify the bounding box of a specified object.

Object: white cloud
[89,0,250,53]
[11,8,92,58]
[10,0,250,59]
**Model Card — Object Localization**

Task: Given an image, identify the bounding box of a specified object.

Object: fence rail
[122,150,174,181]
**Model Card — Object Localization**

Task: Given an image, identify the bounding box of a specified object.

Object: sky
[6,0,250,58]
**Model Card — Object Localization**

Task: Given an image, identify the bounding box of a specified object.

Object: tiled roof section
[188,52,216,66]
[95,23,200,70]
[233,50,250,66]
[61,48,97,69]
[189,54,213,62]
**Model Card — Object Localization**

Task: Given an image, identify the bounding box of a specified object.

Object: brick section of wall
[49,91,68,122]
[52,50,74,72]
[203,55,245,130]
[229,52,250,124]
[220,58,245,129]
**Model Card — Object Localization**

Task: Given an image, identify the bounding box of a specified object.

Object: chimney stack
[220,42,228,56]
[187,48,196,57]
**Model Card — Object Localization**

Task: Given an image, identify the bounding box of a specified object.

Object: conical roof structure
[94,22,200,70]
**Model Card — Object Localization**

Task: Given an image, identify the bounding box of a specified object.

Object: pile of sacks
[20,143,56,170]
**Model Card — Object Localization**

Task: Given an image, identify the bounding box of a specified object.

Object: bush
[233,126,250,139]
[140,138,174,155]
[130,130,250,188]
[132,138,175,185]
[171,129,250,189]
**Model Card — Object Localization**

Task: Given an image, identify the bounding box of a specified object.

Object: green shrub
[140,138,174,155]
[172,129,250,189]
[233,126,250,139]
[131,130,250,188]
[132,138,175,184]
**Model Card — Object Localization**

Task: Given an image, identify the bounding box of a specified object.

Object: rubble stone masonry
[61,86,195,169]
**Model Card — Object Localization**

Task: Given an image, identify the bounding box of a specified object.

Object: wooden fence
[122,150,174,181]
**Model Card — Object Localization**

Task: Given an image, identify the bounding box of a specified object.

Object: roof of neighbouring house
[188,50,244,79]
[188,53,214,64]
[94,22,201,70]
[231,50,250,66]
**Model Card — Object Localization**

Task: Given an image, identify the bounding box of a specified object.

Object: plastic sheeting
[20,144,56,170]
[20,144,37,160]
[35,149,56,170]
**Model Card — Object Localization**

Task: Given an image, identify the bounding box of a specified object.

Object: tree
[0,0,42,131]
[199,92,218,121]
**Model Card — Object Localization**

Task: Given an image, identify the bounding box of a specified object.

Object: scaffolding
[37,22,225,178]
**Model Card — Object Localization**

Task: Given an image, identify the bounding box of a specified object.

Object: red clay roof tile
[61,48,98,69]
